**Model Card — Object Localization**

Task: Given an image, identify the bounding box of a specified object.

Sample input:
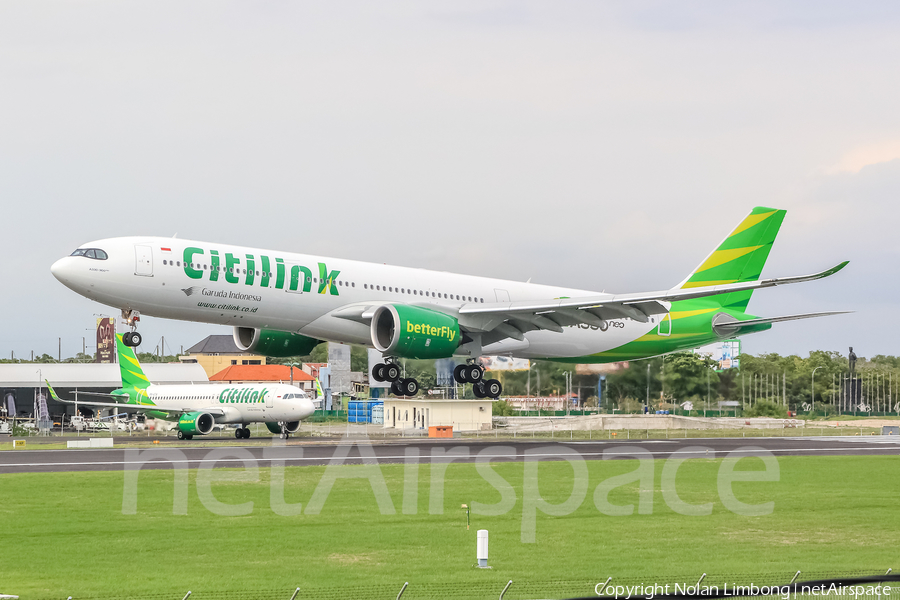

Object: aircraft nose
[302,398,315,419]
[51,256,89,294]
[50,257,71,283]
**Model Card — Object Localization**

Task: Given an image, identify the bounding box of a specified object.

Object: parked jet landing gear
[235,426,250,439]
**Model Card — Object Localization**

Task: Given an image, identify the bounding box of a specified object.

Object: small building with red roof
[209,364,316,395]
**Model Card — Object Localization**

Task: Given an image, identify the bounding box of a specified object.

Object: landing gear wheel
[453,364,467,384]
[235,428,243,439]
[484,379,502,399]
[372,364,385,382]
[390,380,404,396]
[122,331,134,346]
[400,378,419,397]
[473,382,486,399]
[464,365,484,384]
[384,364,401,382]
[177,430,186,440]
[280,432,289,440]
[129,331,142,347]
[242,428,251,439]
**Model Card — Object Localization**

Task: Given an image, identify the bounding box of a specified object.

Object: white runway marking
[0,444,897,469]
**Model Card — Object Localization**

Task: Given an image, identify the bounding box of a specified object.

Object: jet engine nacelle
[371,304,461,360]
[178,412,215,436]
[233,327,322,358]
[265,421,301,435]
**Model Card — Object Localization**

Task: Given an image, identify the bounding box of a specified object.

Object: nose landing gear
[121,309,142,347]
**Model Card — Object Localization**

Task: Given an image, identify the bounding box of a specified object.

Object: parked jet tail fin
[116,334,151,390]
[676,206,787,311]
[712,311,852,336]
[45,380,63,402]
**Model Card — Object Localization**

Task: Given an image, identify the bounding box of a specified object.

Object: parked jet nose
[301,397,315,419]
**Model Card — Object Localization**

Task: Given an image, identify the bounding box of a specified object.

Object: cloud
[827,141,900,174]
[2,2,900,359]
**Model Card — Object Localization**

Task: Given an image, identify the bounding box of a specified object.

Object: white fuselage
[51,237,661,359]
[139,383,314,424]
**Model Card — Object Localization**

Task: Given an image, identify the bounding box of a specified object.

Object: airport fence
[35,569,898,600]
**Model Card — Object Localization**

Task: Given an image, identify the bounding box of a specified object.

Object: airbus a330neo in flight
[52,207,848,399]
[47,334,315,440]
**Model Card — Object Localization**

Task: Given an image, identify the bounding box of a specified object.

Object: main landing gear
[373,359,502,399]
[454,362,502,399]
[235,426,251,440]
[372,360,420,397]
[121,309,142,347]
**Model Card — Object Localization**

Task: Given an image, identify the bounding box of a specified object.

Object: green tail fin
[678,206,786,311]
[116,334,151,390]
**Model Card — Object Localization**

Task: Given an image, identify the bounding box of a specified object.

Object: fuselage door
[266,390,275,408]
[657,313,672,337]
[494,289,510,302]
[134,245,153,277]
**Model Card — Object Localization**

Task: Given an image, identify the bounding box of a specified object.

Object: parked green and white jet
[46,334,315,440]
[51,207,848,399]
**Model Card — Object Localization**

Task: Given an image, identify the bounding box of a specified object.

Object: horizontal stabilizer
[712,311,851,335]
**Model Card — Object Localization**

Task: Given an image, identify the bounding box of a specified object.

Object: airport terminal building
[0,362,208,420]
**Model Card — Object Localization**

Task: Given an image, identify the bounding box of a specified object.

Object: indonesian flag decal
[161,247,172,253]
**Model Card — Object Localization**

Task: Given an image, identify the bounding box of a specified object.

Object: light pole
[811,366,823,413]
[35,368,42,434]
[646,363,650,412]
[287,361,299,388]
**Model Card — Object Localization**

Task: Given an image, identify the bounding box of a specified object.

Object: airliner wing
[456,261,849,341]
[331,262,847,344]
[68,391,130,399]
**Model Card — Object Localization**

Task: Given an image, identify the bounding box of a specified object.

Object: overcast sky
[2,1,898,362]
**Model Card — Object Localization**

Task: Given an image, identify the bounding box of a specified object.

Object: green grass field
[1,455,897,599]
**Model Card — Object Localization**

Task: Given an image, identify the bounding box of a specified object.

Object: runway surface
[1,436,898,473]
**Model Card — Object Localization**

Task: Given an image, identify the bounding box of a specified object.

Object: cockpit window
[70,248,108,260]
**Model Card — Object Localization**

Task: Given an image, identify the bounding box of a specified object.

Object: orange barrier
[429,426,453,438]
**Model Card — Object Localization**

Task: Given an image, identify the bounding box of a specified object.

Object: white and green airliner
[47,334,315,440]
[51,207,848,399]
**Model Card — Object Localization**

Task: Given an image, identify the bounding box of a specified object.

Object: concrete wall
[497,414,805,432]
